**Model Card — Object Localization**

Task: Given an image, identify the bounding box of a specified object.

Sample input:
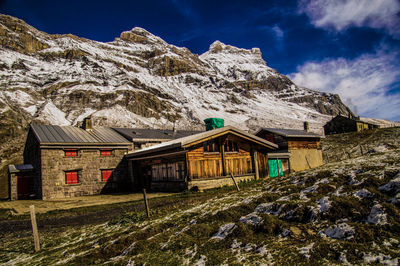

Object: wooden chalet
[256,123,323,173]
[126,126,278,192]
[9,118,132,200]
[323,115,380,135]
[112,127,202,150]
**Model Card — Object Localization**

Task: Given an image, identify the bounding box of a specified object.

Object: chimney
[82,116,93,131]
[303,121,309,132]
[357,116,360,121]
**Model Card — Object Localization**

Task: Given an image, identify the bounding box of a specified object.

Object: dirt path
[0,192,173,215]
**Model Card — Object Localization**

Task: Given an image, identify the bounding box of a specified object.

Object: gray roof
[30,124,131,145]
[8,164,34,173]
[127,126,278,158]
[112,127,202,142]
[256,128,323,138]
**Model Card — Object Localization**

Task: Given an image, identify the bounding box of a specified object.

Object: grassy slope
[1,127,400,265]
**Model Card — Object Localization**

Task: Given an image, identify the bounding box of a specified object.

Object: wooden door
[17,174,30,199]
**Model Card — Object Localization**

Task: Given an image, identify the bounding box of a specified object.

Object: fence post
[230,174,240,192]
[142,189,150,219]
[29,205,40,252]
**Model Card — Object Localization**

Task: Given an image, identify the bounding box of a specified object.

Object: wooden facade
[324,115,379,135]
[127,127,277,192]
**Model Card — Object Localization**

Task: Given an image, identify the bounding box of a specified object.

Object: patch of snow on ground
[339,252,351,265]
[256,245,272,258]
[194,255,207,266]
[367,204,388,225]
[373,145,389,153]
[363,253,398,265]
[353,189,374,199]
[317,196,331,213]
[254,203,283,216]
[390,193,400,204]
[379,173,400,194]
[320,223,355,239]
[298,243,314,259]
[239,213,263,226]
[315,178,330,185]
[212,223,236,240]
[276,195,291,202]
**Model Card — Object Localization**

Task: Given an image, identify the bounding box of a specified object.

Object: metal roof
[112,128,203,142]
[256,128,323,138]
[30,124,132,145]
[126,126,278,158]
[8,164,34,173]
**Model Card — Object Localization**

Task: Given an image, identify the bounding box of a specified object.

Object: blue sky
[1,0,400,121]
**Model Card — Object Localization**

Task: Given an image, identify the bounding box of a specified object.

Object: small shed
[8,164,35,200]
[256,126,323,173]
[126,126,277,192]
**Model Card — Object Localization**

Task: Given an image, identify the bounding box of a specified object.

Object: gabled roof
[30,124,131,145]
[126,126,278,158]
[256,128,323,138]
[112,127,202,142]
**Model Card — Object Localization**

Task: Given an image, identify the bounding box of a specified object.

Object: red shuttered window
[65,149,77,157]
[102,169,113,182]
[100,150,112,156]
[65,171,78,184]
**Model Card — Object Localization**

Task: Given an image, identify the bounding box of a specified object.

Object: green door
[268,159,283,178]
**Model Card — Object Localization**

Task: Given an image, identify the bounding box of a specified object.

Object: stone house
[323,115,380,135]
[9,119,132,200]
[126,126,278,192]
[255,123,323,173]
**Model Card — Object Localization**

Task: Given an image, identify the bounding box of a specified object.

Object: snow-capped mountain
[0,14,352,137]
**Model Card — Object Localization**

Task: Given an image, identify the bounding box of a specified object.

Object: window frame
[101,169,113,182]
[224,140,239,153]
[65,149,78,157]
[100,149,113,157]
[203,140,220,153]
[65,170,80,185]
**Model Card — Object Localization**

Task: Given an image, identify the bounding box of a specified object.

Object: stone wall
[41,148,129,199]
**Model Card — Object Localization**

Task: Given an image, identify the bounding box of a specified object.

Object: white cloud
[298,0,400,37]
[288,50,400,121]
[271,25,284,39]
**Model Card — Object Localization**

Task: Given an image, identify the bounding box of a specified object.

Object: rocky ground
[1,127,399,265]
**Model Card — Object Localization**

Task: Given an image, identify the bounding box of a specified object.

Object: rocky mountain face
[0,14,353,188]
[0,14,352,134]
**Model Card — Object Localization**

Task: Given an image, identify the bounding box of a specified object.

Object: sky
[1,0,400,121]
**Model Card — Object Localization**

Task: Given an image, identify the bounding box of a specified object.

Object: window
[65,149,77,157]
[151,162,185,181]
[203,140,220,153]
[101,169,113,182]
[224,140,239,152]
[100,150,112,156]
[65,171,79,184]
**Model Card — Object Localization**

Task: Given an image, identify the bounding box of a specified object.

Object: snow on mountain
[0,14,354,136]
